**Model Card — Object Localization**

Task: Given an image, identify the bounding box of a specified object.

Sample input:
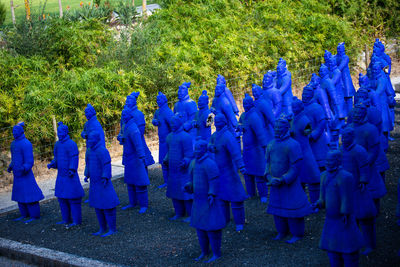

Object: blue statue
[174,83,198,140]
[216,74,239,116]
[152,92,174,188]
[352,88,390,184]
[211,83,239,133]
[84,131,119,237]
[371,61,393,139]
[8,122,44,223]
[291,98,321,204]
[326,51,346,119]
[123,92,155,167]
[252,84,275,141]
[351,104,387,213]
[120,109,149,213]
[276,59,293,116]
[192,90,212,142]
[341,127,377,255]
[184,139,226,263]
[47,122,84,226]
[238,94,269,203]
[302,86,329,172]
[265,117,312,243]
[209,113,247,232]
[315,150,363,267]
[163,113,194,222]
[262,70,282,118]
[309,73,333,122]
[336,42,355,113]
[81,103,105,147]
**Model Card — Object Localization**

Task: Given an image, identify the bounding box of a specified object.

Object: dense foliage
[0,0,381,153]
[0,1,6,26]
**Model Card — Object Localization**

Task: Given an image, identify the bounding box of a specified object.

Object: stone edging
[0,237,126,267]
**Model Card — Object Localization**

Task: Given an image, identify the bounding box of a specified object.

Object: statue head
[156,92,168,107]
[373,38,384,56]
[243,93,254,112]
[121,108,133,124]
[178,85,189,101]
[12,122,25,140]
[327,56,337,71]
[215,83,226,97]
[292,97,304,115]
[310,73,320,88]
[277,64,286,78]
[194,138,208,159]
[126,91,140,108]
[319,64,329,78]
[324,50,332,64]
[352,103,368,124]
[341,127,355,149]
[85,104,96,120]
[274,116,290,141]
[252,84,263,100]
[87,131,101,149]
[371,61,382,78]
[198,90,209,110]
[57,121,69,141]
[216,75,226,86]
[302,85,314,104]
[354,88,370,106]
[325,149,342,172]
[278,58,287,68]
[171,113,184,132]
[262,71,274,90]
[358,73,370,89]
[337,42,345,55]
[214,113,227,131]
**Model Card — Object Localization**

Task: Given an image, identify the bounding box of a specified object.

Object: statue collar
[59,135,70,144]
[14,134,25,141]
[196,153,209,163]
[179,94,190,102]
[342,142,356,152]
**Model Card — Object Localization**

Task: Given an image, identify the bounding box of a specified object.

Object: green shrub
[0,1,6,26]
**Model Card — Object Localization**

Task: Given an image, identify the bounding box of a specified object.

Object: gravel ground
[1,112,400,267]
[0,256,37,267]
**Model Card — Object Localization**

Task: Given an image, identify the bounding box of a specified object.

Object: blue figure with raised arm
[120,108,149,213]
[276,59,293,116]
[209,113,247,232]
[326,51,346,120]
[124,92,155,167]
[336,42,355,113]
[309,73,333,122]
[315,150,363,267]
[174,83,198,140]
[239,94,269,203]
[266,117,312,243]
[291,98,321,204]
[163,113,194,222]
[8,122,44,223]
[216,74,239,116]
[262,70,282,118]
[193,90,212,142]
[302,86,329,172]
[84,131,119,237]
[351,104,387,213]
[211,83,239,133]
[152,92,174,188]
[252,84,275,141]
[47,122,84,226]
[184,139,226,263]
[341,127,377,256]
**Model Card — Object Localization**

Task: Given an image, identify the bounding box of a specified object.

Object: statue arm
[339,172,354,215]
[99,148,112,179]
[337,55,349,71]
[69,141,79,172]
[282,142,303,185]
[206,160,220,196]
[226,135,244,169]
[130,128,146,159]
[222,103,238,128]
[22,141,34,172]
[366,128,380,165]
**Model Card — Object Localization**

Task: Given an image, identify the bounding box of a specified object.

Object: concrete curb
[0,237,126,267]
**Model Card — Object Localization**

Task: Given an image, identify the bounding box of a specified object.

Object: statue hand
[208,195,215,206]
[7,165,12,173]
[342,214,349,225]
[271,178,282,186]
[179,158,189,169]
[152,119,159,126]
[84,176,89,183]
[81,132,87,139]
[68,169,75,177]
[311,199,322,210]
[101,177,109,187]
[183,183,193,194]
[191,120,199,128]
[239,167,246,175]
[208,144,217,153]
[359,182,366,192]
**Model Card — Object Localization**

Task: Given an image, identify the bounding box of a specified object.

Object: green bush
[0,1,6,26]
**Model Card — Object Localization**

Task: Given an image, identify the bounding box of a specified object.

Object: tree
[9,0,16,25]
[58,0,63,18]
